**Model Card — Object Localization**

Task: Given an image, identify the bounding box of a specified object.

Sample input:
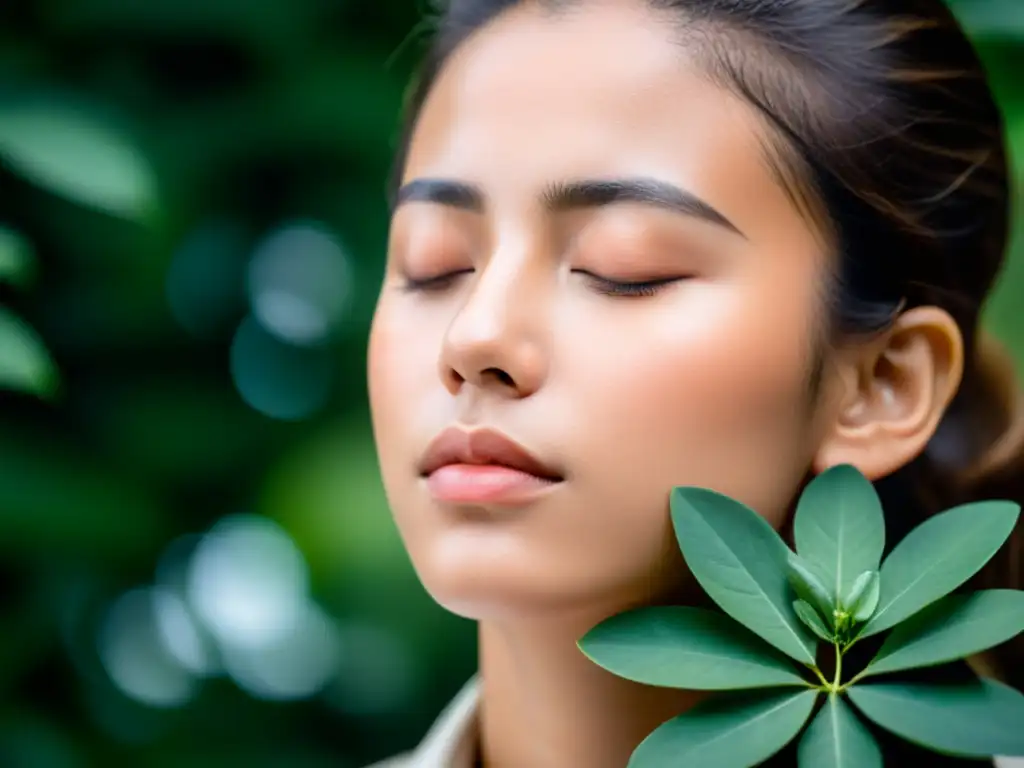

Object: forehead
[403,1,805,235]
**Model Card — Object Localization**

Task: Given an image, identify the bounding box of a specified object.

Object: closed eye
[572,269,690,298]
[402,269,475,293]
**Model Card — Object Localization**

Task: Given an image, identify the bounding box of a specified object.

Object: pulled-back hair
[391,0,1022,706]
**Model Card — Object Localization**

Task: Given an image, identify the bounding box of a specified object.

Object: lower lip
[425,464,561,505]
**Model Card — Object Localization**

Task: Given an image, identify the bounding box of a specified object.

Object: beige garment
[366,675,1024,768]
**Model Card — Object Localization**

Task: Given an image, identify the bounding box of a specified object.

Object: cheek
[528,283,817,606]
[560,276,818,527]
[367,301,448,584]
[367,299,446,487]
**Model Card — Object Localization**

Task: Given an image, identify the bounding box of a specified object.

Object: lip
[419,426,564,505]
[419,427,563,480]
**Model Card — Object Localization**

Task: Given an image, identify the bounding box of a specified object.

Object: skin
[368,1,964,765]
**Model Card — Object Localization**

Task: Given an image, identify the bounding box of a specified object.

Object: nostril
[483,367,515,387]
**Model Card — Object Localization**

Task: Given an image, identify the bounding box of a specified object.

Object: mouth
[418,426,564,505]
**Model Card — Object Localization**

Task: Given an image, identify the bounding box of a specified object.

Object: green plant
[0,96,157,401]
[579,464,1024,767]
[0,225,56,400]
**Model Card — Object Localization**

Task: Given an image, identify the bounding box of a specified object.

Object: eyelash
[401,269,474,293]
[572,270,688,298]
[401,269,687,297]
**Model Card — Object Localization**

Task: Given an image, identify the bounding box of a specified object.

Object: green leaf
[848,678,1024,758]
[0,100,157,221]
[793,600,834,643]
[859,501,1020,638]
[844,571,880,624]
[798,693,882,768]
[863,590,1024,678]
[0,307,58,399]
[671,487,817,665]
[787,554,835,621]
[793,464,885,601]
[0,227,35,289]
[629,688,818,768]
[579,606,809,690]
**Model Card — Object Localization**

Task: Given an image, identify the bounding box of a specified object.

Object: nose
[438,252,549,399]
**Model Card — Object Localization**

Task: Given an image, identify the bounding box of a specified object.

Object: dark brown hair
[391,0,1023,699]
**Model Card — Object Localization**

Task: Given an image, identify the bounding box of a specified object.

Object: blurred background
[0,1,1022,766]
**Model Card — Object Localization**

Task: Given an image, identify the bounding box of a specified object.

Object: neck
[477,608,706,768]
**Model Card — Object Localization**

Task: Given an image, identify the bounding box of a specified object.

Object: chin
[411,532,666,623]
[405,540,562,621]
[412,537,547,619]
[428,583,602,622]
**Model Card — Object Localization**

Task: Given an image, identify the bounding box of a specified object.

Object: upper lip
[418,426,563,480]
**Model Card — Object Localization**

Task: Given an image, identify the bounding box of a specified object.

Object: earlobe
[813,307,964,481]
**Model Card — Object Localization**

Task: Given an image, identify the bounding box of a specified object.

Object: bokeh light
[247,219,353,347]
[186,514,309,652]
[229,315,336,420]
[102,515,349,708]
[97,588,198,709]
[152,587,216,678]
[222,601,341,702]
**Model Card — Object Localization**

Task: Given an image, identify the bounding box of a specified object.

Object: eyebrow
[393,176,745,237]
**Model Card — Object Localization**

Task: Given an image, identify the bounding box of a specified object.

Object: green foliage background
[0,1,1021,766]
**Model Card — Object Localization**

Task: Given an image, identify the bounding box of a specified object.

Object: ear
[812,307,964,481]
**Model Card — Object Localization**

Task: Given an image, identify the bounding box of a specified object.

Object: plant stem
[841,670,867,691]
[808,664,830,689]
[832,641,843,690]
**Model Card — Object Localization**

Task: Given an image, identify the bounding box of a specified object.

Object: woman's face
[368,1,833,620]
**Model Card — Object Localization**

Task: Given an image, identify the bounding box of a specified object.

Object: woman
[366,0,1024,765]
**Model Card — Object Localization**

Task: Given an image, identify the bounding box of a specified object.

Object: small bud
[843,570,881,624]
